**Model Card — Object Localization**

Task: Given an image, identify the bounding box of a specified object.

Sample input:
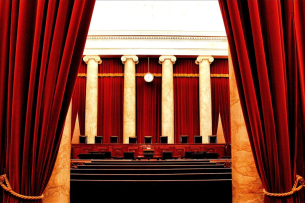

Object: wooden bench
[71,168,231,174]
[77,164,226,169]
[85,161,217,165]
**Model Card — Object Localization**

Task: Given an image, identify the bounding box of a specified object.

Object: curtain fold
[219,0,305,202]
[174,59,200,144]
[71,62,86,136]
[136,58,162,143]
[211,59,231,144]
[0,0,95,202]
[97,58,124,143]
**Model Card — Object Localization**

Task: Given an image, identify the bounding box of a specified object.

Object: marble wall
[229,50,264,202]
[43,102,72,203]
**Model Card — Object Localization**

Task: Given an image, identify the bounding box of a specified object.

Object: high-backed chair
[79,135,87,144]
[209,135,217,143]
[160,136,168,143]
[95,136,103,143]
[194,136,202,143]
[144,136,152,144]
[180,135,188,143]
[110,136,118,143]
[129,137,137,144]
[162,151,173,160]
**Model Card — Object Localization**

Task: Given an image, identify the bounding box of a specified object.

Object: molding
[159,55,177,64]
[87,35,227,41]
[121,55,139,64]
[83,55,102,64]
[195,55,214,65]
[78,73,228,78]
[210,74,229,78]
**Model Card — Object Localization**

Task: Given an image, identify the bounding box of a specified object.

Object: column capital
[195,55,214,65]
[159,55,176,64]
[121,55,139,64]
[83,55,102,64]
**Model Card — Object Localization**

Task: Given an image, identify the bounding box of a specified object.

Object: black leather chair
[160,136,168,143]
[78,153,91,159]
[206,152,219,159]
[92,153,105,159]
[180,135,188,143]
[95,136,103,143]
[123,152,135,159]
[129,137,137,144]
[209,135,217,143]
[79,135,87,144]
[194,136,202,143]
[192,151,206,159]
[110,136,118,143]
[103,151,112,159]
[184,151,194,159]
[162,151,173,160]
[144,136,152,144]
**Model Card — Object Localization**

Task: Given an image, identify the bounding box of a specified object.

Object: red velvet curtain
[136,58,162,143]
[71,62,86,136]
[0,0,95,202]
[97,58,124,143]
[211,59,231,144]
[219,0,305,202]
[174,59,200,143]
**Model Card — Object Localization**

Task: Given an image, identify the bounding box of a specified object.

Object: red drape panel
[98,59,124,143]
[136,58,162,143]
[211,59,231,144]
[174,59,200,144]
[0,0,95,202]
[71,62,86,136]
[219,0,305,202]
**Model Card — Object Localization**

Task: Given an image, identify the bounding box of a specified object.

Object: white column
[43,102,72,203]
[159,55,176,144]
[121,55,138,144]
[83,55,101,144]
[196,56,213,143]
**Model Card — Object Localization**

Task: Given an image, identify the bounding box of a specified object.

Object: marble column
[229,50,264,202]
[196,56,213,143]
[43,102,72,203]
[121,55,138,144]
[159,55,176,144]
[83,55,101,144]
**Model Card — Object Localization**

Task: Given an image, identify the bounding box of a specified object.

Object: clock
[144,72,154,82]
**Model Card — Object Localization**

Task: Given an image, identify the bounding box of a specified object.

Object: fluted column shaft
[196,56,213,143]
[121,55,138,144]
[159,55,176,144]
[229,50,264,202]
[83,55,101,144]
[43,102,72,203]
